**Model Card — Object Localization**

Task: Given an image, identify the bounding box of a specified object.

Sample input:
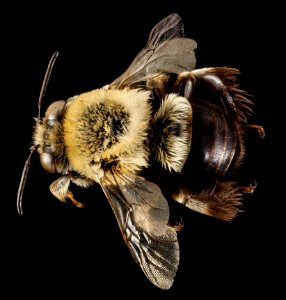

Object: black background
[4,1,283,298]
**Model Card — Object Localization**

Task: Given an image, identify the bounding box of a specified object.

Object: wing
[109,13,197,89]
[99,169,179,290]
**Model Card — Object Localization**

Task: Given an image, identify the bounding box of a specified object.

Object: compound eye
[45,100,65,120]
[40,152,57,173]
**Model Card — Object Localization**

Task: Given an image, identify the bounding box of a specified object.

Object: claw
[247,124,265,139]
[239,180,257,194]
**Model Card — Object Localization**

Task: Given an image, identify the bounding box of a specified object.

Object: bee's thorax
[63,88,152,179]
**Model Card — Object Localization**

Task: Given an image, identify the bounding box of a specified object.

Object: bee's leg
[172,68,238,111]
[190,67,241,112]
[178,67,255,122]
[147,72,194,102]
[172,181,244,222]
[66,191,85,208]
[49,173,89,208]
[238,180,257,194]
[246,124,265,139]
[68,173,95,207]
[173,71,195,99]
[49,175,70,203]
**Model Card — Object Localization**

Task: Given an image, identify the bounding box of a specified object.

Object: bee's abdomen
[189,99,244,177]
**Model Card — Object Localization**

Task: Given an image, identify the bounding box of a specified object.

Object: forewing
[100,171,179,290]
[110,13,197,88]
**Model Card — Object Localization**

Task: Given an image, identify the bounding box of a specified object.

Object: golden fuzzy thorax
[63,88,152,181]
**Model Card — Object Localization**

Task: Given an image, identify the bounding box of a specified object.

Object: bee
[17,13,264,289]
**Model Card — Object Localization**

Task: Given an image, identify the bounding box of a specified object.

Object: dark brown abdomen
[185,98,245,181]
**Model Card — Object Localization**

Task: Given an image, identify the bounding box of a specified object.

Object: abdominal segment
[185,98,245,183]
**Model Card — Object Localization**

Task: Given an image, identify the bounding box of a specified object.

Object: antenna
[17,51,60,215]
[37,51,59,118]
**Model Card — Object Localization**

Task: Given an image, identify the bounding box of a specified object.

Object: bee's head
[34,100,67,174]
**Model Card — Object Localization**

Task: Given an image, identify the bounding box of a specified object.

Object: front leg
[49,173,92,208]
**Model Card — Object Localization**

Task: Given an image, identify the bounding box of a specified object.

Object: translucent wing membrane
[110,13,197,88]
[100,170,179,290]
[147,12,185,47]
